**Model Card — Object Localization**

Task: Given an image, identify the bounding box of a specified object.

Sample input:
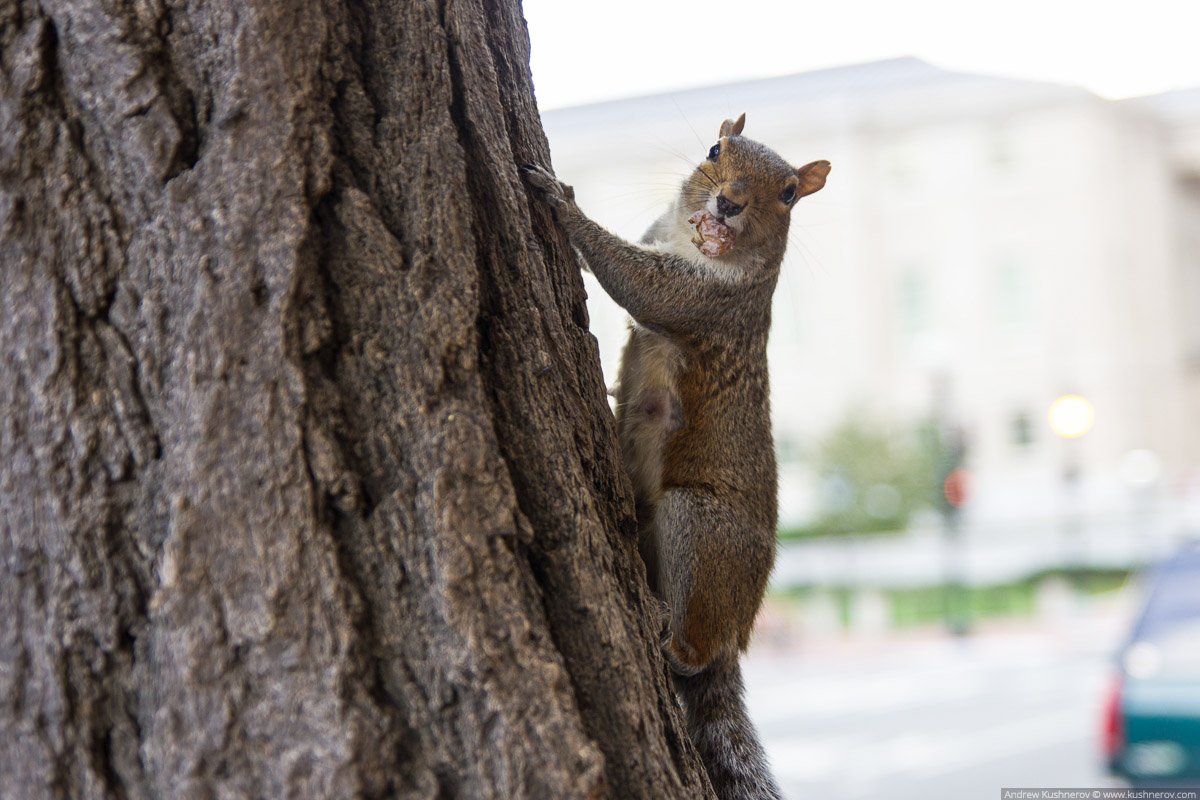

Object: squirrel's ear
[795,160,831,198]
[719,113,746,138]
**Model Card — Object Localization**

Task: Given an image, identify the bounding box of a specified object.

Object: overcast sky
[523,0,1200,110]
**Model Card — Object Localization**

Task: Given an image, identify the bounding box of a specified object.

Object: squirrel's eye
[707,143,720,161]
[779,185,797,205]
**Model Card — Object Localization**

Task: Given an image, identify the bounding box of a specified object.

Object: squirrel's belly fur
[616,325,684,505]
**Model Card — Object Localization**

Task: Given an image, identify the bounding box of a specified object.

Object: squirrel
[523,113,829,800]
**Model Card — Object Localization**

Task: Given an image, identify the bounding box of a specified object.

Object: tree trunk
[0,0,713,797]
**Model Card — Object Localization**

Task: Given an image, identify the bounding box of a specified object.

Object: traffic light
[943,468,968,509]
[934,427,968,514]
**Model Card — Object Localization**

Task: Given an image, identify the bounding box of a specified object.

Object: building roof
[542,58,1095,136]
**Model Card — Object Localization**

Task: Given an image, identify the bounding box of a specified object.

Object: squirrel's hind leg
[652,488,745,675]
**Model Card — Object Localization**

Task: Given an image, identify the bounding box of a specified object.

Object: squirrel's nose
[715,194,744,218]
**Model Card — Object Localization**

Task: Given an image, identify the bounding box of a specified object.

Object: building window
[1011,411,1034,448]
[898,269,929,336]
[881,134,917,186]
[995,256,1033,330]
[988,124,1015,171]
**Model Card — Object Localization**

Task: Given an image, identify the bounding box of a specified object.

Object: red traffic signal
[943,468,969,508]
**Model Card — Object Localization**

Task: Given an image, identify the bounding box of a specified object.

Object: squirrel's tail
[673,657,783,800]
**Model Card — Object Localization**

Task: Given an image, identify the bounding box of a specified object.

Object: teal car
[1104,544,1200,785]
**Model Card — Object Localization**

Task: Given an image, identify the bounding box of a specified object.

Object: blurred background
[523,1,1200,796]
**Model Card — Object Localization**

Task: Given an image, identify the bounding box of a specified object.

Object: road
[744,620,1127,800]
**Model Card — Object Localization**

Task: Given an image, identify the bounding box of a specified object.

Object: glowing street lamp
[1049,395,1094,439]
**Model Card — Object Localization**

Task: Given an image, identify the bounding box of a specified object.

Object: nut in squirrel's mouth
[687,209,736,257]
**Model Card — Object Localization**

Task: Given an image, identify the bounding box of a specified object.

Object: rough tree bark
[0,0,716,797]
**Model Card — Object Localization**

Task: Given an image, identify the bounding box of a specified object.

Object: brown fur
[524,115,829,800]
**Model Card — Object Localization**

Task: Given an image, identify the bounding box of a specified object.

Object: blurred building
[541,58,1200,570]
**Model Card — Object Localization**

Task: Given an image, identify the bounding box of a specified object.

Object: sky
[522,0,1200,110]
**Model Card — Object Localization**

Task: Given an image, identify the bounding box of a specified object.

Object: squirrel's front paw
[521,163,575,216]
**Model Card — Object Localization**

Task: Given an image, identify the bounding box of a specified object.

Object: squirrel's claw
[661,633,705,678]
[521,163,574,209]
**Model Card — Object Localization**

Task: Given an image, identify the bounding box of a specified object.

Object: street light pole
[937,425,969,637]
[1049,394,1093,573]
[931,371,969,636]
[917,334,969,637]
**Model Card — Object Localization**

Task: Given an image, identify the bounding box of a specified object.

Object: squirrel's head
[683,113,830,256]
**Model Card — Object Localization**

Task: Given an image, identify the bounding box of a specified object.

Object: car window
[1133,555,1200,642]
